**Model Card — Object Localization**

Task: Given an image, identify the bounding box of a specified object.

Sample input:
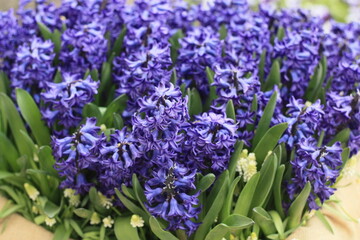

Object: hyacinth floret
[53,118,101,194]
[145,164,200,235]
[11,37,55,101]
[184,112,237,173]
[98,128,141,196]
[41,73,99,129]
[287,137,342,210]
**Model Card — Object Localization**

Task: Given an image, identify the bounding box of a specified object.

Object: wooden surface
[0,198,53,240]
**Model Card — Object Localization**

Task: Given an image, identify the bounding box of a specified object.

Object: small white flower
[69,194,80,207]
[90,212,101,225]
[64,188,76,198]
[130,214,144,228]
[24,183,40,201]
[103,216,114,228]
[32,206,39,214]
[98,192,113,209]
[236,150,257,182]
[246,232,258,240]
[64,188,80,207]
[45,217,56,227]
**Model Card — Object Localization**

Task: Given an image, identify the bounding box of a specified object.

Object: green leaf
[204,224,229,240]
[101,94,128,127]
[169,30,184,64]
[114,216,140,240]
[304,62,324,101]
[51,29,62,55]
[112,26,127,57]
[170,68,177,85]
[219,176,240,221]
[16,88,50,146]
[83,103,102,120]
[53,224,72,240]
[121,184,136,200]
[69,219,84,237]
[98,61,112,98]
[258,50,266,83]
[38,146,57,177]
[0,71,10,95]
[149,217,178,240]
[228,141,244,181]
[341,147,350,167]
[89,187,106,214]
[0,93,31,157]
[276,27,285,41]
[273,165,285,219]
[187,88,202,116]
[194,171,229,240]
[115,189,149,224]
[287,182,311,230]
[252,207,277,236]
[315,211,334,234]
[226,100,236,121]
[0,132,19,171]
[37,22,52,40]
[196,173,216,192]
[251,154,277,209]
[269,211,285,239]
[113,113,124,130]
[253,123,288,165]
[234,172,260,216]
[262,60,280,91]
[252,91,278,148]
[219,24,227,40]
[0,204,23,218]
[44,200,61,218]
[204,67,217,111]
[223,214,254,232]
[0,171,13,180]
[73,208,92,219]
[328,128,350,146]
[132,174,147,212]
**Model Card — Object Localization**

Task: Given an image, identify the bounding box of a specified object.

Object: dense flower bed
[0,0,359,240]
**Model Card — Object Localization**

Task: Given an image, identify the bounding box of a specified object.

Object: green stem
[176,229,188,240]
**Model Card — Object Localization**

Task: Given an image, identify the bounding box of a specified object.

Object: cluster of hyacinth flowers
[0,0,359,240]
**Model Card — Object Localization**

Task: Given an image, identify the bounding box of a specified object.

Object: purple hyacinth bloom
[41,73,99,129]
[11,37,55,102]
[145,164,200,235]
[53,117,101,194]
[0,9,25,74]
[198,0,249,30]
[132,83,189,171]
[274,29,321,100]
[113,42,172,118]
[177,26,222,96]
[213,63,260,106]
[60,20,108,74]
[98,128,142,196]
[287,137,342,210]
[184,112,237,173]
[279,97,324,149]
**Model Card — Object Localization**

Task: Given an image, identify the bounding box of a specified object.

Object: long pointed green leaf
[115,216,140,240]
[234,173,260,216]
[253,123,288,165]
[16,88,50,146]
[251,154,277,209]
[252,91,278,148]
[0,93,31,157]
[149,217,178,240]
[287,182,311,230]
